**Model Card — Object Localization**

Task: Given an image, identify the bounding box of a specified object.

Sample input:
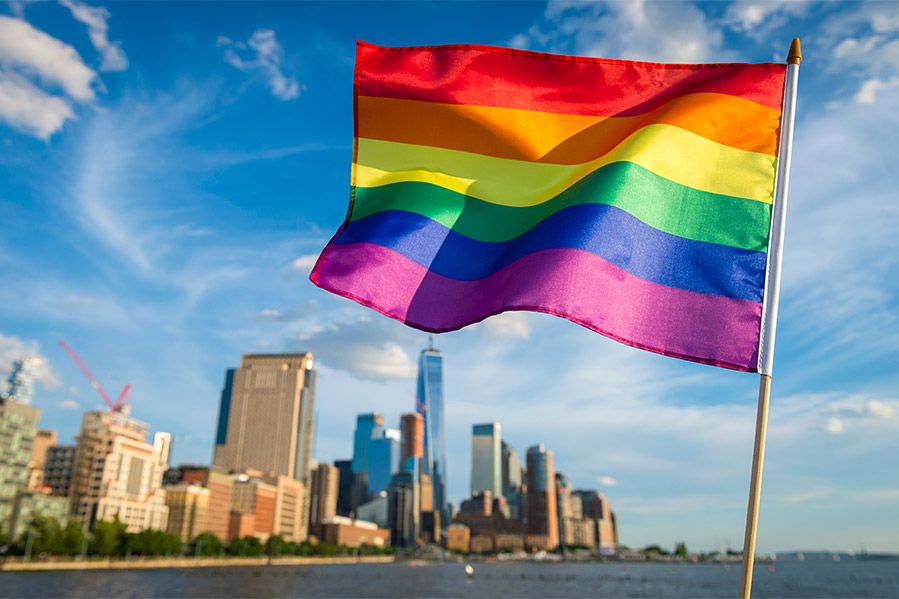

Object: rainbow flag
[311,42,787,372]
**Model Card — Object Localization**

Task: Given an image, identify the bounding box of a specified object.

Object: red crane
[58,340,130,412]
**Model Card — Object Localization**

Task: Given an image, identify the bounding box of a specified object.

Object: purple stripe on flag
[311,242,762,371]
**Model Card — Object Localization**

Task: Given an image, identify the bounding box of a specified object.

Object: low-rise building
[319,516,389,547]
[8,488,70,540]
[494,533,525,552]
[355,493,388,528]
[164,483,209,543]
[470,534,494,554]
[446,523,470,553]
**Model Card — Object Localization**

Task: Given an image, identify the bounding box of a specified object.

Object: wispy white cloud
[59,0,128,72]
[218,29,301,101]
[511,0,735,62]
[0,70,74,139]
[256,301,318,323]
[854,76,899,104]
[0,14,98,138]
[822,3,899,104]
[290,254,319,274]
[58,398,79,410]
[598,475,619,488]
[294,316,418,381]
[722,0,812,36]
[0,15,96,101]
[824,417,844,434]
[482,312,532,341]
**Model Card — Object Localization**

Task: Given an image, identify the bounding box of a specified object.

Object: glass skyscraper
[415,341,447,523]
[368,428,400,495]
[471,422,501,496]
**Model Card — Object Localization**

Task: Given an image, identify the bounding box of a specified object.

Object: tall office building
[501,441,524,521]
[400,412,423,470]
[334,459,353,516]
[44,445,76,498]
[387,471,419,547]
[471,423,501,496]
[415,342,448,522]
[0,395,40,532]
[309,463,339,527]
[350,413,383,504]
[4,357,41,405]
[368,428,400,495]
[213,353,316,485]
[501,441,522,494]
[526,443,559,549]
[70,408,170,532]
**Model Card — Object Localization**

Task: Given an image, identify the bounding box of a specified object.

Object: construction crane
[58,340,130,412]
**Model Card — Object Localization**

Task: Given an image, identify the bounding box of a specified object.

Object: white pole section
[757,38,802,376]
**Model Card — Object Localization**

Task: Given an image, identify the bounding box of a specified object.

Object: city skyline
[2,0,898,554]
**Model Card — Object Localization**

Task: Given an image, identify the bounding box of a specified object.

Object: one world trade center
[415,338,448,525]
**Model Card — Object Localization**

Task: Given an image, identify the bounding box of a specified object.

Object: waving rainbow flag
[311,41,787,372]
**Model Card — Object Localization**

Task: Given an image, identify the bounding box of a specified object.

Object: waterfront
[1,560,897,598]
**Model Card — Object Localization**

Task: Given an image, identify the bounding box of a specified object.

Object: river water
[1,560,897,598]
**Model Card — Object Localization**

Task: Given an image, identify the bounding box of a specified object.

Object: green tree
[314,542,338,557]
[160,532,182,556]
[674,542,688,558]
[127,530,183,556]
[190,532,224,557]
[643,544,668,556]
[226,536,264,557]
[265,535,287,557]
[59,520,85,556]
[22,514,63,555]
[90,517,128,556]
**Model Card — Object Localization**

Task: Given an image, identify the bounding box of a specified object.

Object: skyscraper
[309,463,339,526]
[501,441,522,494]
[213,353,316,485]
[399,412,423,472]
[387,471,419,547]
[368,428,400,495]
[501,441,524,521]
[334,459,353,516]
[471,423,501,496]
[350,413,384,502]
[4,357,41,405]
[526,443,559,549]
[415,342,447,522]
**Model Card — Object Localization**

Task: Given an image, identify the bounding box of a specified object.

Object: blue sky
[2,1,898,553]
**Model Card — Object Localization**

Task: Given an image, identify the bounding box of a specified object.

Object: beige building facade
[27,429,56,490]
[212,354,316,485]
[70,409,170,532]
[165,484,209,542]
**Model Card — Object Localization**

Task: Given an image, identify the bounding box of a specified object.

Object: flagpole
[739,38,802,599]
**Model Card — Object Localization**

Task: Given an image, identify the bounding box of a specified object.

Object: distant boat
[464,563,474,578]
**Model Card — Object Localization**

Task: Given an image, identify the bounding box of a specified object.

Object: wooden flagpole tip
[787,38,802,65]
